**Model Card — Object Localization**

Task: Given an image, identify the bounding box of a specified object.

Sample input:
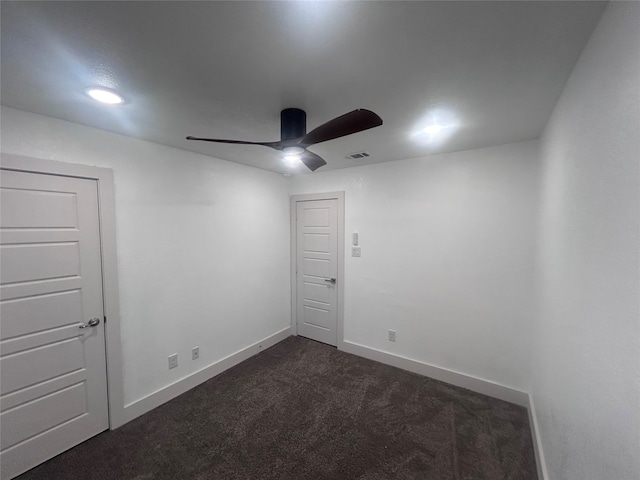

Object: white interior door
[0,169,109,480]
[296,199,339,346]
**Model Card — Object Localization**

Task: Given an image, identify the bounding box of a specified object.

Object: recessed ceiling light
[423,124,443,135]
[85,87,124,105]
[412,109,460,147]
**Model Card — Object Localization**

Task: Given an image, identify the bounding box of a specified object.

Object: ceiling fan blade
[186,136,281,149]
[300,150,327,171]
[300,109,382,147]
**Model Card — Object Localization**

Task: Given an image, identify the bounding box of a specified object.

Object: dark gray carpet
[18,336,537,480]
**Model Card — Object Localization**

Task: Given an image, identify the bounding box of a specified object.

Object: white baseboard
[119,332,547,478]
[121,327,291,425]
[528,394,549,480]
[340,340,529,407]
[340,341,548,477]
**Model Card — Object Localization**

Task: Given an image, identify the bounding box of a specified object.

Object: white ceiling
[1,1,606,174]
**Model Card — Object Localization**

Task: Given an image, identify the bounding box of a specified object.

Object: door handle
[79,317,101,329]
[324,278,336,284]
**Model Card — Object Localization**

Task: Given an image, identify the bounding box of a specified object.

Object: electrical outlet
[388,330,396,342]
[192,346,200,360]
[168,353,178,369]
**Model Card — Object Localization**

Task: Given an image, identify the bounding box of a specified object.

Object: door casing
[0,153,125,429]
[290,192,345,349]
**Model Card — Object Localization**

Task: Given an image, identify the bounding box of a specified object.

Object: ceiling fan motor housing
[281,108,306,141]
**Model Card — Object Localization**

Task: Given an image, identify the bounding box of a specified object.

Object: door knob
[79,317,101,329]
[324,278,336,284]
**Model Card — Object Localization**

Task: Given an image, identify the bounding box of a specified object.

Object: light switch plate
[352,233,359,246]
[352,246,361,257]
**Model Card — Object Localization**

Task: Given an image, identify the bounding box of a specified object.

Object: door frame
[290,192,345,350]
[1,153,126,429]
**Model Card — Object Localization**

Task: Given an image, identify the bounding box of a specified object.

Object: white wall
[532,2,640,479]
[290,141,539,392]
[0,106,291,407]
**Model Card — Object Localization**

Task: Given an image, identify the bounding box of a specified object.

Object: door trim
[1,153,126,429]
[290,192,345,350]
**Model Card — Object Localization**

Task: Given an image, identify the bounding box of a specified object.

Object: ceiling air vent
[345,151,370,160]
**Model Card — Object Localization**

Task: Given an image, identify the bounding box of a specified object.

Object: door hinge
[104,315,107,324]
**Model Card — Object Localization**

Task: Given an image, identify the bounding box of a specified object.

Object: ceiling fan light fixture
[283,154,302,167]
[85,87,124,105]
[187,108,382,172]
[283,146,305,155]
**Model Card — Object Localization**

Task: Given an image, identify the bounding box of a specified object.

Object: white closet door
[296,199,338,346]
[1,169,109,480]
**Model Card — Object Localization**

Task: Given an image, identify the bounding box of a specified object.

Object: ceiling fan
[187,108,383,171]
